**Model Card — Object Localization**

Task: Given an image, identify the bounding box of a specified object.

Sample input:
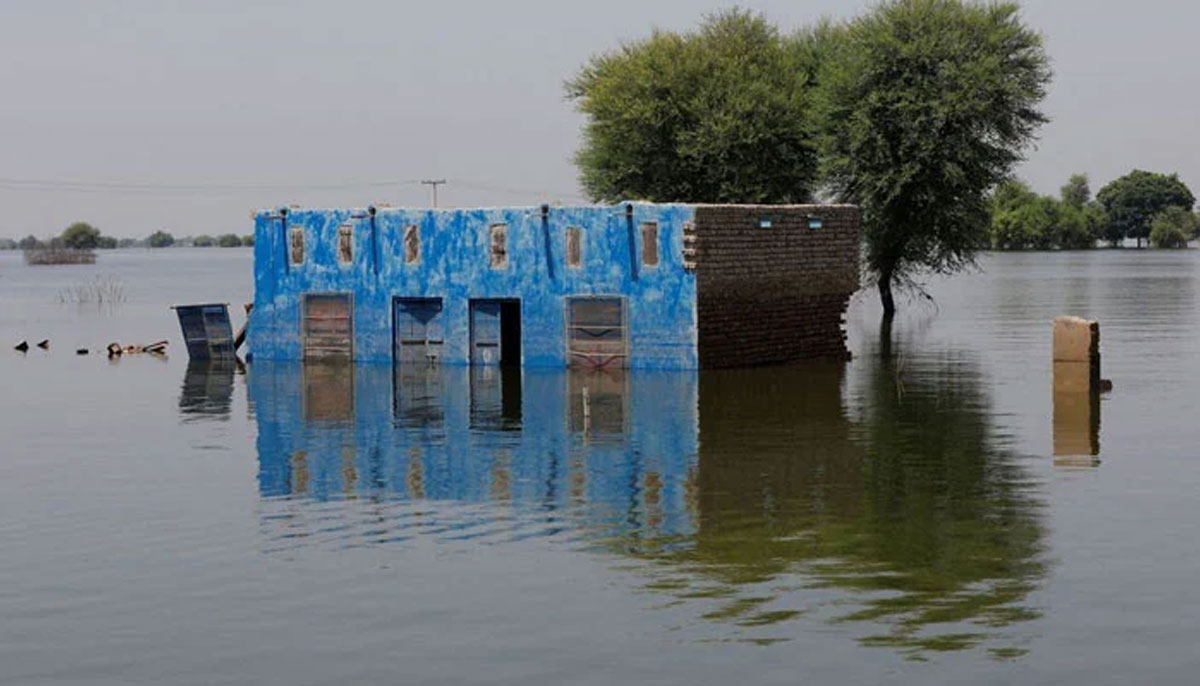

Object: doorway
[470,299,521,366]
[393,297,444,365]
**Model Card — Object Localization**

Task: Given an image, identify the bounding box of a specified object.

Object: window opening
[404,225,420,264]
[490,223,508,269]
[289,226,305,265]
[566,226,583,268]
[641,222,659,267]
[337,224,353,264]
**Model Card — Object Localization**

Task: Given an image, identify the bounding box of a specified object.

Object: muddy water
[1,248,1198,684]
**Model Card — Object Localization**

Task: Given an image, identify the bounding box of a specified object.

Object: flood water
[1,248,1198,684]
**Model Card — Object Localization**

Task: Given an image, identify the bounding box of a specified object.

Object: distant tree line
[990,170,1197,250]
[3,226,254,250]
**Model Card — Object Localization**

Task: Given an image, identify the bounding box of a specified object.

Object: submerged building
[249,202,859,369]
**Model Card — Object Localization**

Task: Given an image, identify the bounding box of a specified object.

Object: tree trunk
[878,271,896,320]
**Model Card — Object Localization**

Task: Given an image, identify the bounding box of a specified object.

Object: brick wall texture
[693,205,860,368]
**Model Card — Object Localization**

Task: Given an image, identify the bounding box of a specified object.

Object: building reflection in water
[179,359,236,421]
[244,353,1045,659]
[1052,361,1101,466]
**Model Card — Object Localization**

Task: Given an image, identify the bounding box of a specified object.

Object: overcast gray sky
[2,0,1197,239]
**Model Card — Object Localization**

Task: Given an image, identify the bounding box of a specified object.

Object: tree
[60,222,101,250]
[217,233,242,248]
[1060,173,1090,209]
[817,0,1051,317]
[18,235,41,250]
[567,9,823,204]
[241,234,255,247]
[147,230,175,248]
[96,235,118,249]
[1096,170,1195,248]
[193,235,215,247]
[1149,206,1196,249]
[0,238,16,250]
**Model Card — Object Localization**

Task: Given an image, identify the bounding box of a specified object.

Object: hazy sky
[2,0,1198,239]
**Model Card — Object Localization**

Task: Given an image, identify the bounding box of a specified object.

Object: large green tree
[1096,170,1195,247]
[817,0,1051,317]
[60,222,101,250]
[567,9,823,203]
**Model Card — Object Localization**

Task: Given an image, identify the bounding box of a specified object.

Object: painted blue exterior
[250,203,698,369]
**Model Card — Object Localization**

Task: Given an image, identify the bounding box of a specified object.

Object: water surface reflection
[237,356,1045,658]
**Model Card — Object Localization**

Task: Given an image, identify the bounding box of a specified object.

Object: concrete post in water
[1052,316,1102,464]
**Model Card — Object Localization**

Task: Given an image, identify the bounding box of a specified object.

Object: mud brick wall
[692,205,859,368]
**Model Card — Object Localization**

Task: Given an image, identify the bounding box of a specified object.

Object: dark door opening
[470,299,521,366]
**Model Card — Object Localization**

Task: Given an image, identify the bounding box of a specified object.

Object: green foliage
[816,0,1051,314]
[192,234,215,247]
[217,233,242,248]
[60,222,102,250]
[1059,173,1090,209]
[989,175,1104,250]
[241,234,255,247]
[147,230,175,248]
[96,235,118,249]
[1096,170,1195,247]
[1149,206,1196,249]
[0,238,16,250]
[566,9,823,203]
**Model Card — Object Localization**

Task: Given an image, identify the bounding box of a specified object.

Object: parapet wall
[693,205,860,367]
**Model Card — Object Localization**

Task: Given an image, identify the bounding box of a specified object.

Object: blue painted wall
[250,204,698,368]
[250,363,700,544]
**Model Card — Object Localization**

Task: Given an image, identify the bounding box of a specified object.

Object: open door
[470,299,520,366]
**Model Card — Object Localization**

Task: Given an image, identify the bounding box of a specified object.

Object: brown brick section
[693,205,860,368]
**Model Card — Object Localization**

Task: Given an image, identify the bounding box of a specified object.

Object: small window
[641,222,659,267]
[289,226,305,265]
[404,225,420,265]
[490,223,508,269]
[337,224,353,264]
[566,227,583,268]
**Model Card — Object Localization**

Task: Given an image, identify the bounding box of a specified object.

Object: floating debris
[36,339,49,350]
[76,348,89,356]
[14,340,28,352]
[108,340,169,358]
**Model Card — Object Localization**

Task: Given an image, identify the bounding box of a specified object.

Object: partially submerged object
[107,340,168,358]
[172,303,235,360]
[249,202,861,369]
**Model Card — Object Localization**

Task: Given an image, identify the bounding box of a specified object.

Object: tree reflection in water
[237,350,1044,659]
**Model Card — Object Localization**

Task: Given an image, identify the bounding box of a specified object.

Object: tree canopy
[566,9,823,204]
[990,174,1105,250]
[1149,206,1196,249]
[817,0,1051,315]
[147,230,175,248]
[60,222,102,250]
[1096,170,1195,247]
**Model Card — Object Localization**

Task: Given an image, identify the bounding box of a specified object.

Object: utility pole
[421,179,446,208]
